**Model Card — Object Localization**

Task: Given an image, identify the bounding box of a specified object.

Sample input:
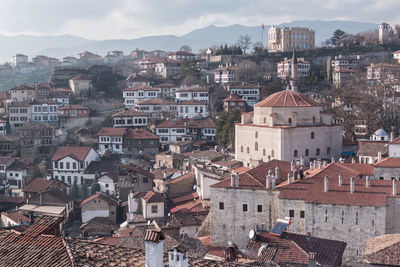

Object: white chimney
[291,160,295,172]
[287,173,291,184]
[324,176,329,192]
[338,175,343,186]
[318,162,322,170]
[366,176,370,188]
[351,157,355,163]
[300,156,304,166]
[393,179,397,196]
[378,151,382,162]
[331,156,335,163]
[145,230,165,267]
[266,169,272,189]
[350,177,355,193]
[313,160,316,170]
[169,245,189,267]
[309,162,313,171]
[271,175,276,189]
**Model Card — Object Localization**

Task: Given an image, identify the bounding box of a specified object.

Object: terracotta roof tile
[142,191,166,203]
[97,127,126,136]
[254,89,320,107]
[125,128,159,140]
[364,234,400,266]
[136,97,175,105]
[112,109,148,117]
[51,146,94,162]
[80,192,119,207]
[374,157,400,167]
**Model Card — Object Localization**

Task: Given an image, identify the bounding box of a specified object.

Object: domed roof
[374,128,388,137]
[254,89,320,108]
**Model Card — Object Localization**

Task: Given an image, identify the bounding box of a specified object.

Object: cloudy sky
[0,0,398,40]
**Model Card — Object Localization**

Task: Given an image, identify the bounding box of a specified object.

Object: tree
[237,35,252,54]
[81,182,89,200]
[331,29,347,46]
[252,42,266,56]
[216,109,242,149]
[71,179,80,199]
[91,173,100,195]
[179,45,192,53]
[180,59,200,76]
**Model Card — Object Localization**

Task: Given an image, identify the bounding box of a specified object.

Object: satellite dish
[248,229,256,240]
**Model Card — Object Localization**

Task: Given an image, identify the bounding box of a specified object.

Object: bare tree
[237,35,252,55]
[179,45,192,53]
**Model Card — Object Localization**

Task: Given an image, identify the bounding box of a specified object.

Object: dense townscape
[0,21,400,266]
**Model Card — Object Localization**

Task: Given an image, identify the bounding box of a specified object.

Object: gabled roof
[254,89,320,108]
[223,93,246,102]
[51,146,94,162]
[123,86,159,92]
[374,157,400,168]
[10,85,35,91]
[364,234,400,266]
[58,104,89,110]
[81,192,119,207]
[99,172,119,183]
[142,191,166,203]
[125,129,159,140]
[97,127,126,137]
[23,178,68,193]
[136,98,175,105]
[84,159,116,175]
[112,109,148,117]
[1,211,29,224]
[0,155,12,165]
[165,172,195,185]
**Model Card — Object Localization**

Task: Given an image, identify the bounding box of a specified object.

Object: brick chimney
[338,175,343,186]
[350,177,355,193]
[324,176,329,192]
[145,229,165,267]
[366,176,370,187]
[393,179,397,196]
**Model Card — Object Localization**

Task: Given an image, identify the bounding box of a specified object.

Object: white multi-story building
[331,55,361,72]
[6,160,27,193]
[10,85,36,103]
[167,51,195,61]
[175,87,209,103]
[135,98,177,119]
[367,63,399,85]
[52,146,99,185]
[97,128,125,154]
[268,26,315,52]
[69,74,93,97]
[213,65,237,84]
[9,102,31,132]
[123,87,159,108]
[155,83,180,99]
[11,54,28,67]
[177,100,209,118]
[30,99,59,125]
[154,60,181,79]
[277,57,310,79]
[229,83,260,107]
[112,109,148,128]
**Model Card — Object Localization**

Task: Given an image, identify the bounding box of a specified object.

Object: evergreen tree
[71,179,80,199]
[91,172,100,195]
[216,109,242,149]
[81,182,89,200]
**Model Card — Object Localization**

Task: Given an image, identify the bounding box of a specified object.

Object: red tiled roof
[2,211,29,224]
[123,86,159,92]
[223,93,246,102]
[0,155,12,165]
[165,172,195,185]
[171,192,199,205]
[97,127,126,137]
[389,136,400,144]
[112,109,148,117]
[125,129,159,140]
[374,157,400,167]
[80,192,119,207]
[364,234,400,266]
[179,100,208,105]
[172,199,209,214]
[58,104,89,110]
[142,191,166,203]
[254,89,320,108]
[51,146,93,162]
[23,178,54,193]
[136,98,175,105]
[187,117,215,128]
[176,87,208,93]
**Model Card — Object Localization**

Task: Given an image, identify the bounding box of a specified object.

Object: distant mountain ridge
[0,20,379,63]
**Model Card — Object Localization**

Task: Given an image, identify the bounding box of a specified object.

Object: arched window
[263,148,266,156]
[294,150,298,157]
[271,150,275,157]
[288,118,292,124]
[241,146,243,153]
[327,147,331,155]
[311,132,315,139]
[255,131,258,138]
[316,148,320,156]
[305,149,309,157]
[255,142,258,151]
[247,147,250,153]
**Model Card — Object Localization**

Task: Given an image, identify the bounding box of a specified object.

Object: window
[294,150,298,157]
[66,162,70,169]
[255,131,258,138]
[242,204,248,212]
[288,118,292,124]
[254,142,258,151]
[300,210,305,218]
[316,148,320,156]
[311,132,315,139]
[289,210,294,217]
[263,148,266,156]
[72,162,76,169]
[247,147,249,153]
[327,147,331,155]
[305,149,309,157]
[143,177,148,183]
[105,184,109,188]
[241,146,243,153]
[257,205,262,212]
[151,205,158,213]
[59,162,64,169]
[219,202,224,210]
[54,162,58,168]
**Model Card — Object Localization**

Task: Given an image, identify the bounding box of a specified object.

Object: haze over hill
[0,20,378,63]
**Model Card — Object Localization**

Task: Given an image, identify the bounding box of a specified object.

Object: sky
[0,0,398,40]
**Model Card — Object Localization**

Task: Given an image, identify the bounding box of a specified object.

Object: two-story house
[112,109,148,128]
[20,122,58,153]
[177,100,209,118]
[8,101,31,133]
[175,87,209,103]
[52,146,100,186]
[97,128,125,154]
[30,99,59,125]
[135,98,177,119]
[229,83,260,107]
[123,87,159,108]
[10,85,36,103]
[81,192,119,223]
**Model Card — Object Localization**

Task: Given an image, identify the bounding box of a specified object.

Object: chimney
[271,175,276,189]
[308,252,317,267]
[169,245,189,267]
[231,173,236,187]
[266,169,272,189]
[331,156,335,163]
[291,160,295,172]
[378,151,382,162]
[350,177,355,193]
[313,160,316,170]
[300,156,304,166]
[338,175,343,186]
[390,131,394,141]
[145,229,165,267]
[309,162,313,171]
[324,176,329,192]
[351,157,355,163]
[393,179,397,196]
[318,162,322,170]
[366,176,370,187]
[287,173,291,185]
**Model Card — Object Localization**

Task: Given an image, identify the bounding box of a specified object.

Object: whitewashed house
[135,98,177,119]
[175,87,209,103]
[98,173,118,196]
[123,87,159,108]
[97,127,125,154]
[52,146,99,185]
[112,109,148,128]
[177,100,209,118]
[229,83,260,107]
[30,99,59,125]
